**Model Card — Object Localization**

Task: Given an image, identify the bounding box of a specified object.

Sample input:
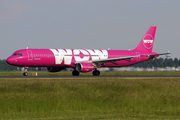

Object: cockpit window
[12,53,23,56]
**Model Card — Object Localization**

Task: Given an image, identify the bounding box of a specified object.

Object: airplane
[6,26,170,76]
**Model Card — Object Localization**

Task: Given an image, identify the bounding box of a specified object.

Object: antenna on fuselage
[108,48,110,50]
[26,47,28,49]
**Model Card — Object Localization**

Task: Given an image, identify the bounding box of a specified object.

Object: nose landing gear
[23,67,28,76]
[23,72,28,76]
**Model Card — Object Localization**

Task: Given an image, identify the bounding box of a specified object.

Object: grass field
[0,77,180,119]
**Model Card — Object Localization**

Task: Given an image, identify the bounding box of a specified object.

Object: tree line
[0,59,17,71]
[132,58,180,68]
[0,58,180,71]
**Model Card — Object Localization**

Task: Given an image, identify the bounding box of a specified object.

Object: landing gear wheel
[92,70,100,76]
[72,70,80,76]
[23,72,28,76]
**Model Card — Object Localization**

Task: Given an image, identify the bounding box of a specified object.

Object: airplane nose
[6,57,14,65]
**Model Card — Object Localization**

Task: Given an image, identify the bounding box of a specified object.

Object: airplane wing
[75,52,171,67]
[75,55,140,66]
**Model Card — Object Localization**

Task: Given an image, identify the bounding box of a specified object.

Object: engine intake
[76,62,94,72]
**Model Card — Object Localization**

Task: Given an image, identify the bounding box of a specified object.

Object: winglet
[134,26,156,52]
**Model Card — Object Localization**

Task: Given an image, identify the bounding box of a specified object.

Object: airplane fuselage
[7,48,157,68]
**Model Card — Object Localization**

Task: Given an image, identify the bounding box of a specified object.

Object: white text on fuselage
[50,49,108,65]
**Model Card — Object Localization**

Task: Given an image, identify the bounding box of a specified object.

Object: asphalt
[0,75,180,78]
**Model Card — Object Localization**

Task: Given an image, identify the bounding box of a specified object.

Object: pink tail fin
[134,26,156,52]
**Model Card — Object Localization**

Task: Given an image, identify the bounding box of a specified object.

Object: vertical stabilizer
[134,26,156,52]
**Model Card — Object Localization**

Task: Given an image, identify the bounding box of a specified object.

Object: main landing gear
[23,67,28,76]
[72,69,100,76]
[72,70,80,76]
[92,70,100,76]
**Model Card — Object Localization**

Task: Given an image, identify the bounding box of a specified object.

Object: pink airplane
[6,26,170,76]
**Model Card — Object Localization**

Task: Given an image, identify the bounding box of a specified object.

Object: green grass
[0,77,180,119]
[1,71,180,76]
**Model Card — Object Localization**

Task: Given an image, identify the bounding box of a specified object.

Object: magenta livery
[6,26,170,76]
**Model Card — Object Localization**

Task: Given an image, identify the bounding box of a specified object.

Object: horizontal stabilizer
[149,52,171,57]
[141,52,171,58]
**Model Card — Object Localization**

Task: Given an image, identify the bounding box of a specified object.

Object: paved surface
[0,75,180,78]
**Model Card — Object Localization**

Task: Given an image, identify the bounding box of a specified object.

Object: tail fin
[134,26,156,52]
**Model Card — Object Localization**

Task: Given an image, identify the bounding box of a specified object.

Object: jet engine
[76,62,94,72]
[47,67,65,72]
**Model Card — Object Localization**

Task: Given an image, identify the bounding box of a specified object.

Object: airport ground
[1,71,180,76]
[0,72,180,119]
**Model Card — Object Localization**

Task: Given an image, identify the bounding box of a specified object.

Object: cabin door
[27,50,33,60]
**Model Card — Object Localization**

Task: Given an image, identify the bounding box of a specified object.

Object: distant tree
[132,57,180,68]
[174,58,179,68]
[0,59,17,71]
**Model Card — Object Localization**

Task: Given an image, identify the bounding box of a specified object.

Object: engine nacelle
[76,62,94,72]
[47,67,65,72]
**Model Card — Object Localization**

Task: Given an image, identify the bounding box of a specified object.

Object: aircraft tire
[23,72,28,76]
[93,70,100,76]
[72,70,80,76]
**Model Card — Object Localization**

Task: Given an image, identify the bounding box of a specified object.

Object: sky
[0,0,180,59]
